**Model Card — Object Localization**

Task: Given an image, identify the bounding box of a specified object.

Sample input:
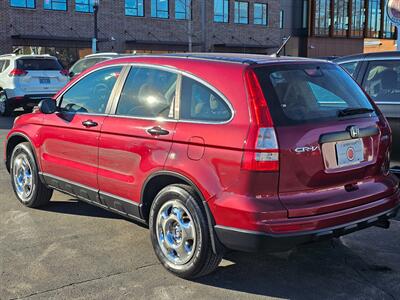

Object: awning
[126,39,201,51]
[213,43,278,50]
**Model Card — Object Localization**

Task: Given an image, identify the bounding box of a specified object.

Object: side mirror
[38,98,57,114]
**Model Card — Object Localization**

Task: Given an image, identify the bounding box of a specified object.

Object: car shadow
[196,238,398,299]
[42,199,122,220]
[42,199,148,228]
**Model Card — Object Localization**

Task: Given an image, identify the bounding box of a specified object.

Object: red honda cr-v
[4,54,400,278]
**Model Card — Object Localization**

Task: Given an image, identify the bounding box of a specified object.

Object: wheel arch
[5,133,40,174]
[140,170,222,254]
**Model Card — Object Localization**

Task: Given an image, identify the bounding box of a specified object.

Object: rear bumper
[215,191,400,253]
[8,94,55,108]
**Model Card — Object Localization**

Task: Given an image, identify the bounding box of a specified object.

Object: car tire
[149,184,222,279]
[0,89,12,117]
[10,142,53,208]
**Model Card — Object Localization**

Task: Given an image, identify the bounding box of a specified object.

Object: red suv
[4,54,400,278]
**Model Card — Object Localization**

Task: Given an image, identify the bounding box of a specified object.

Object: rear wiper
[338,107,374,117]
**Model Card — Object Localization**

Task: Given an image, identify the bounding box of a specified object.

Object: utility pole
[188,0,193,52]
[201,0,206,52]
[93,0,99,53]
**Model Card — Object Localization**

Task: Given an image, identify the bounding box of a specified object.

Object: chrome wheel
[156,200,196,265]
[13,153,34,202]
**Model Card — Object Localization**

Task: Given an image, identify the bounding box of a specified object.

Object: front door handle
[82,120,98,128]
[147,126,169,136]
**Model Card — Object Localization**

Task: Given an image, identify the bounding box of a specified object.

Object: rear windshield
[16,58,62,71]
[254,63,376,126]
[70,57,109,75]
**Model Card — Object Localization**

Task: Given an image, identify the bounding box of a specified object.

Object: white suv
[0,54,69,116]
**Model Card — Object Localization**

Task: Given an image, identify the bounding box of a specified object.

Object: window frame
[107,64,234,124]
[44,0,67,11]
[214,0,229,23]
[10,0,35,9]
[175,0,191,20]
[234,1,249,24]
[56,64,127,116]
[75,0,94,13]
[253,2,268,26]
[151,0,169,19]
[125,0,144,17]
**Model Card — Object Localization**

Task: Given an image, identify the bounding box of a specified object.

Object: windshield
[254,63,375,126]
[16,58,62,71]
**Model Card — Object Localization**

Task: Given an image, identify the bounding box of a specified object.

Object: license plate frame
[336,138,364,167]
[39,77,50,84]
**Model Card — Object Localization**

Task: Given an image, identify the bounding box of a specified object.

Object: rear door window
[254,63,375,126]
[16,58,62,71]
[116,67,177,118]
[180,76,232,122]
[362,60,400,103]
[70,57,108,75]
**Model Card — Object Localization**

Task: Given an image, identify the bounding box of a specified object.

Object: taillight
[60,69,69,76]
[242,69,279,172]
[9,69,27,77]
[382,150,391,176]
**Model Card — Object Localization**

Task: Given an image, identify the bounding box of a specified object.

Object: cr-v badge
[295,146,320,153]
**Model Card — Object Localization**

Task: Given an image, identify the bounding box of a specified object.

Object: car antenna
[271,36,291,58]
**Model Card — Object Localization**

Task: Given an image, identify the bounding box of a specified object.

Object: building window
[176,0,191,20]
[76,0,94,13]
[234,1,248,24]
[125,0,144,16]
[254,3,267,26]
[44,0,67,10]
[302,0,308,29]
[10,0,35,8]
[315,0,330,36]
[367,0,381,38]
[214,0,229,23]
[151,0,169,18]
[333,0,348,36]
[351,0,364,37]
[279,10,284,29]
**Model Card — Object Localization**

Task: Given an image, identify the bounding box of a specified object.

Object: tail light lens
[60,69,69,76]
[242,69,279,172]
[382,150,391,176]
[9,69,27,77]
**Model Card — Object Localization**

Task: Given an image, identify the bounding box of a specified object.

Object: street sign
[387,0,400,50]
[388,0,400,24]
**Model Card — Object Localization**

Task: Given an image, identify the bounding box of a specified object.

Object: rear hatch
[253,62,395,218]
[14,57,68,93]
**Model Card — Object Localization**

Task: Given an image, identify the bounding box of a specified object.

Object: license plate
[39,77,50,84]
[336,139,364,167]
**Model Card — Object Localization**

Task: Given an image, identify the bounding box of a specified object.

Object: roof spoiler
[270,36,291,58]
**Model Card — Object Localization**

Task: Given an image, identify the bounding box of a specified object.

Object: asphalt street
[0,114,399,300]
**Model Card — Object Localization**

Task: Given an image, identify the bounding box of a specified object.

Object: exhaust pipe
[375,219,391,229]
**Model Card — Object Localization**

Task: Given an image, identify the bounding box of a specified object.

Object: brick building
[0,0,283,67]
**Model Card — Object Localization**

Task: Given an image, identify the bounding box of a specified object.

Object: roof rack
[163,53,259,65]
[85,52,119,58]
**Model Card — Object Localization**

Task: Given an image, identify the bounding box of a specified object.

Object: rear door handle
[147,126,169,136]
[82,120,98,128]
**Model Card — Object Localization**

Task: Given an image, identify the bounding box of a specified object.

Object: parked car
[334,52,400,169]
[68,53,119,79]
[0,54,69,116]
[4,53,400,278]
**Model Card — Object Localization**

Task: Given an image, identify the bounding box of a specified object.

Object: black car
[335,52,400,172]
